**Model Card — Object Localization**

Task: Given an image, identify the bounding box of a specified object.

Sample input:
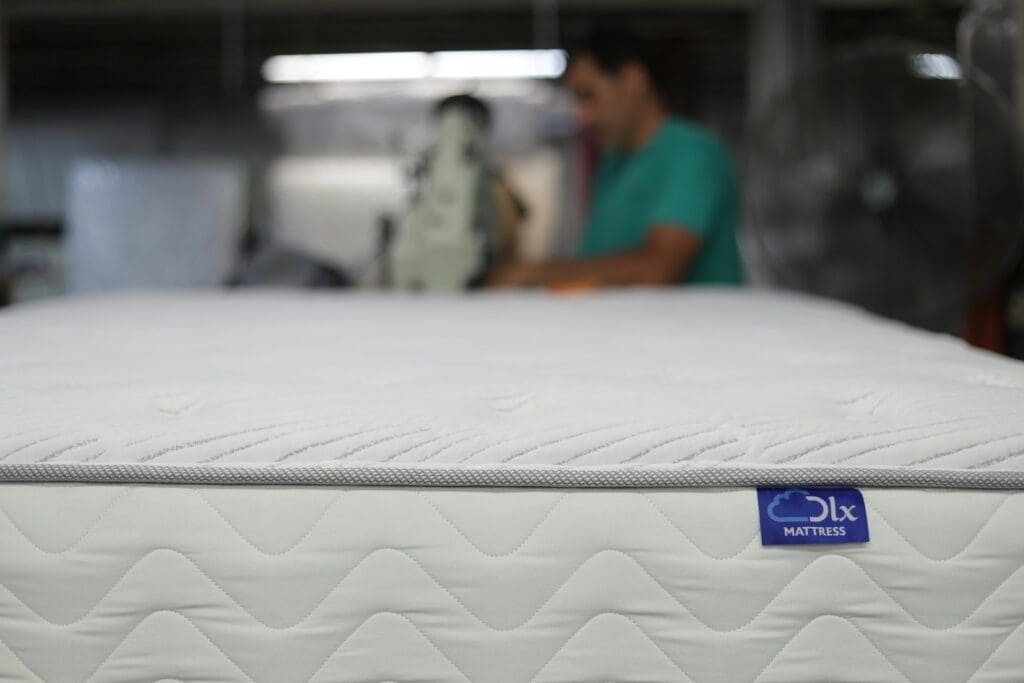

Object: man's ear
[618,60,651,97]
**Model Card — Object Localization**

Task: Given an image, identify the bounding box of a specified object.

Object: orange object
[545,280,600,295]
[964,287,1006,353]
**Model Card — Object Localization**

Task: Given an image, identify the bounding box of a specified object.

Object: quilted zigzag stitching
[749,614,912,683]
[5,546,1024,634]
[939,563,1024,629]
[303,611,472,683]
[0,546,519,631]
[642,494,758,560]
[195,489,341,556]
[1,489,1021,566]
[0,487,133,554]
[0,487,784,564]
[68,609,732,683]
[8,608,962,683]
[526,612,697,683]
[80,610,255,683]
[3,487,751,562]
[202,487,542,557]
[866,495,1018,562]
[523,551,1024,634]
[417,492,569,557]
[0,610,798,683]
[775,557,1024,633]
[0,633,43,682]
[968,618,1024,679]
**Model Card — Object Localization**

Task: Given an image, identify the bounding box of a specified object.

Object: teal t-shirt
[579,118,742,284]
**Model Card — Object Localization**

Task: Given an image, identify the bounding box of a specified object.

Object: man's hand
[487,225,701,289]
[487,263,544,288]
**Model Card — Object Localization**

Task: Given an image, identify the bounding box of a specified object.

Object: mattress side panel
[0,484,1022,683]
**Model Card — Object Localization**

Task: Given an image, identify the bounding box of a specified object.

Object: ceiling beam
[4,0,965,20]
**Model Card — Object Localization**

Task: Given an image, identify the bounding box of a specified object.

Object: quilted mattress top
[2,289,1024,489]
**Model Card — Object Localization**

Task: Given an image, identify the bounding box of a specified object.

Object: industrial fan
[747,42,1024,333]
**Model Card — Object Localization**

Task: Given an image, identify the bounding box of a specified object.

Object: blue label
[757,487,869,545]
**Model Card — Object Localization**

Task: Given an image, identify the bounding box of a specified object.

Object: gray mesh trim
[0,463,1023,489]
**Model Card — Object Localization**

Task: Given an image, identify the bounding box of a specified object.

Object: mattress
[2,289,1024,683]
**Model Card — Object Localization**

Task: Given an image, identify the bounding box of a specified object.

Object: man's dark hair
[567,29,674,101]
[435,93,492,130]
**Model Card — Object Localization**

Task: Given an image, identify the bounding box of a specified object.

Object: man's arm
[488,225,701,288]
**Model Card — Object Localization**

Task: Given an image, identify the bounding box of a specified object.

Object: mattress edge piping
[0,463,1022,489]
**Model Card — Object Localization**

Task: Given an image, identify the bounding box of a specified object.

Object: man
[489,30,742,288]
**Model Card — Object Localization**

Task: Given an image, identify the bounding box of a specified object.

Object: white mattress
[2,290,1024,682]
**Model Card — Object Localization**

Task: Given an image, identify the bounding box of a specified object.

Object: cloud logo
[759,487,868,545]
[767,488,818,523]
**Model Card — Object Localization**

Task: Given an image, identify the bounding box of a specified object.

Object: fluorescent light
[431,50,566,80]
[908,53,962,80]
[263,49,567,84]
[263,52,431,83]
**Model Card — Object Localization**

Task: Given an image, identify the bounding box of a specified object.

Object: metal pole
[747,0,818,120]
[220,0,245,98]
[744,0,818,285]
[1016,0,1024,132]
[533,0,559,51]
[0,0,8,210]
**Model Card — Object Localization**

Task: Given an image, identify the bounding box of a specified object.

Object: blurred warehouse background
[0,0,1022,350]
